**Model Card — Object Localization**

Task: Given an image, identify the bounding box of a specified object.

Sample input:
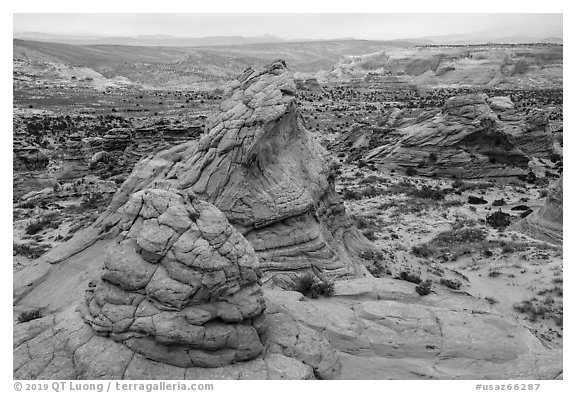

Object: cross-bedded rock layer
[364,93,531,178]
[83,189,267,367]
[94,60,373,286]
[514,175,563,245]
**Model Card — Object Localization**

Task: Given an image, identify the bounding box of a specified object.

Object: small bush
[405,167,418,176]
[433,228,487,246]
[439,278,462,290]
[549,153,562,163]
[359,175,382,185]
[362,229,378,241]
[25,214,60,235]
[485,297,498,305]
[342,188,362,200]
[412,244,434,258]
[18,308,43,323]
[513,300,549,322]
[398,270,422,284]
[409,185,445,201]
[367,260,391,278]
[415,280,432,296]
[81,192,105,209]
[294,273,335,299]
[492,198,506,206]
[13,242,52,259]
[486,210,512,229]
[361,186,384,198]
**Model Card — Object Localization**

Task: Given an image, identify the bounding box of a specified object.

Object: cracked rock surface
[15,277,561,380]
[82,188,267,368]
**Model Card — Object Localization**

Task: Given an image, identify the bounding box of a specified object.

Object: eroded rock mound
[92,60,373,287]
[83,188,267,367]
[514,176,563,244]
[365,93,531,178]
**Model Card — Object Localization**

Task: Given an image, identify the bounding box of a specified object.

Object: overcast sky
[13,14,562,40]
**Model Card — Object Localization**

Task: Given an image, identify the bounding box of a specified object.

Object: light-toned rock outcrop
[265,278,563,379]
[365,93,531,178]
[14,188,341,379]
[514,176,563,244]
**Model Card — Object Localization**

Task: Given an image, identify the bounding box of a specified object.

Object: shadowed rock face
[83,188,267,367]
[365,93,531,178]
[514,176,563,245]
[96,60,374,287]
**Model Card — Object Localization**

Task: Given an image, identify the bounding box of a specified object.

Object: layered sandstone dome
[94,60,374,287]
[365,93,531,178]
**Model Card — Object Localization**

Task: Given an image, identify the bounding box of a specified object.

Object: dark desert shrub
[405,167,418,176]
[492,198,507,207]
[18,308,43,323]
[25,214,60,235]
[342,188,362,200]
[13,242,52,259]
[362,229,378,241]
[415,280,432,296]
[294,273,335,299]
[412,244,434,258]
[486,210,512,229]
[409,185,445,201]
[439,278,462,290]
[398,270,422,284]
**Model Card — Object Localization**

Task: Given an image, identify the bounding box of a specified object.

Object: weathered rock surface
[489,100,557,159]
[364,93,532,178]
[16,277,561,380]
[264,278,563,379]
[82,188,267,368]
[14,188,340,379]
[514,176,563,244]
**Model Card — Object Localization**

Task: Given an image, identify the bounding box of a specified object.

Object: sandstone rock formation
[91,59,374,287]
[83,188,267,368]
[264,279,562,379]
[488,99,557,159]
[365,93,531,178]
[13,60,562,380]
[14,187,341,379]
[14,60,366,380]
[514,176,563,245]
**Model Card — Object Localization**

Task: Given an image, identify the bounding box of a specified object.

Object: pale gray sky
[13,14,562,40]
